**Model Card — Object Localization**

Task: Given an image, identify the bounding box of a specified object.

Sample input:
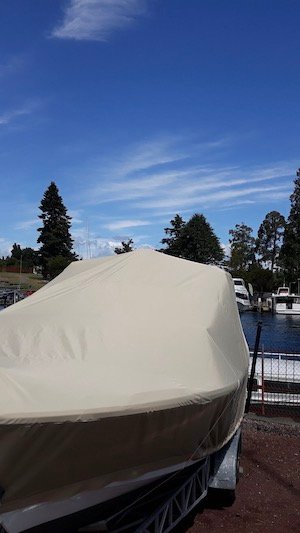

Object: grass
[0,272,47,291]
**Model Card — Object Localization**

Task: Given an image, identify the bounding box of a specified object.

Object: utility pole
[18,254,22,290]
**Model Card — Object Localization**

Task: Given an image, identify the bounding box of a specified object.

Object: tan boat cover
[0,250,249,511]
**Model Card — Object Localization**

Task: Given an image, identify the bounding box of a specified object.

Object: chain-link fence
[249,349,300,421]
[241,314,300,421]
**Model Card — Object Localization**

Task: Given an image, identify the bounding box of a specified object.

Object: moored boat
[272,286,300,315]
[233,277,252,311]
[0,250,249,522]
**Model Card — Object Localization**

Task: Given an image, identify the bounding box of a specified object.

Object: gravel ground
[181,415,300,533]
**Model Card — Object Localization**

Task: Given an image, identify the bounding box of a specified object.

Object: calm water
[240,312,300,353]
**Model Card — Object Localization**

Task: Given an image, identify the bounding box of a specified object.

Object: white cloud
[75,235,120,258]
[52,0,148,42]
[71,217,153,258]
[104,219,151,231]
[0,237,12,257]
[72,225,118,258]
[221,242,231,258]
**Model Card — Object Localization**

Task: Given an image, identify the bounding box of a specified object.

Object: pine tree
[256,211,285,271]
[160,214,186,256]
[280,170,300,281]
[161,213,223,264]
[229,223,255,272]
[179,213,224,264]
[114,239,134,254]
[37,181,77,278]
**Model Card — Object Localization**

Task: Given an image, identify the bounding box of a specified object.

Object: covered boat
[0,250,249,516]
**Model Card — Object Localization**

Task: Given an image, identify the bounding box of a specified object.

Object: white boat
[272,286,300,315]
[0,250,249,526]
[233,278,252,311]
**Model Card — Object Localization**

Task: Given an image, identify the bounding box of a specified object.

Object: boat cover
[0,250,249,511]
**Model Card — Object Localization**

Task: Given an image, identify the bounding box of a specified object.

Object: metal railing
[248,348,300,420]
[0,289,25,307]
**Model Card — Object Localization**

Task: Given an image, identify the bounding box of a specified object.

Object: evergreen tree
[280,170,300,281]
[11,243,22,260]
[10,243,38,268]
[179,213,224,264]
[160,214,186,256]
[229,223,255,272]
[21,247,39,268]
[114,239,134,254]
[256,211,285,271]
[37,181,77,278]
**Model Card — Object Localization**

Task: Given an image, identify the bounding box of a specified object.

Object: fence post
[245,321,262,413]
[261,344,265,416]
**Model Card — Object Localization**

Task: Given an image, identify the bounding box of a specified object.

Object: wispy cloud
[137,184,290,210]
[0,100,41,126]
[83,136,197,204]
[69,209,84,225]
[0,54,26,79]
[52,0,148,42]
[106,136,188,178]
[68,134,295,251]
[81,134,293,214]
[104,219,151,231]
[14,219,38,231]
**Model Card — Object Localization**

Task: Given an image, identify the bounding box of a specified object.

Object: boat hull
[237,300,251,312]
[0,378,246,513]
[275,309,300,315]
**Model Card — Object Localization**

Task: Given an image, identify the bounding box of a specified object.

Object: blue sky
[1,0,299,258]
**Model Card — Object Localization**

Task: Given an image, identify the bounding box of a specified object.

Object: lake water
[240,312,300,353]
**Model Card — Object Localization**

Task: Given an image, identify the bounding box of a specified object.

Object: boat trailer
[0,429,241,533]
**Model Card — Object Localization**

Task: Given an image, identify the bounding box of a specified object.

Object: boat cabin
[272,287,300,315]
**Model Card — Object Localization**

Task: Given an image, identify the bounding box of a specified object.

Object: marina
[1,3,299,530]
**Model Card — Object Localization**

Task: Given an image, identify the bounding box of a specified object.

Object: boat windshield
[277,287,289,295]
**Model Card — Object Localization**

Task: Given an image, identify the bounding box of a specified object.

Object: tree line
[1,170,300,288]
[227,170,300,291]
